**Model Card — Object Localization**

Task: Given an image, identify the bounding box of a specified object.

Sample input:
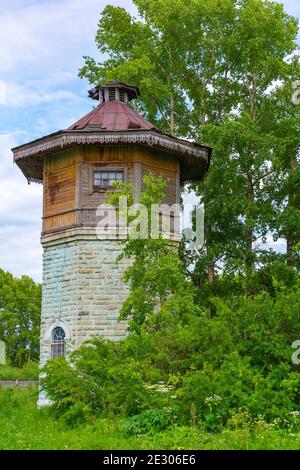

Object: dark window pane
[93,171,124,187]
[52,327,65,342]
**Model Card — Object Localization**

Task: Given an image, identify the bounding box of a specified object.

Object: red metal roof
[68,100,157,131]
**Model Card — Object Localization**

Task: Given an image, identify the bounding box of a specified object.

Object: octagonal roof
[11,81,211,184]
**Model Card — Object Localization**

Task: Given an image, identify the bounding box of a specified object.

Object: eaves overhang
[12,129,211,184]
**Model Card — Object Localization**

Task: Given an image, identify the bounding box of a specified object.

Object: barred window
[51,327,65,359]
[93,171,124,188]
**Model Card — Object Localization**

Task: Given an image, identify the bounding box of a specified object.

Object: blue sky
[0,0,299,281]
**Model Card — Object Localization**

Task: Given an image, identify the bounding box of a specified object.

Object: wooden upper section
[12,81,211,237]
[42,144,180,235]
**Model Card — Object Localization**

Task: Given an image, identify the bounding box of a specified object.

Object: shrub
[41,338,154,425]
[217,282,300,368]
[41,284,300,432]
[122,409,173,436]
[178,353,300,431]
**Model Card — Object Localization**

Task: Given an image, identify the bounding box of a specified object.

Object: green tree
[0,269,41,366]
[79,0,299,295]
[263,58,300,268]
[107,173,199,333]
[190,0,298,292]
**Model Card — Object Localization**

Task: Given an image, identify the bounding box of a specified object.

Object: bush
[122,409,173,436]
[217,281,300,368]
[42,339,154,425]
[41,284,300,433]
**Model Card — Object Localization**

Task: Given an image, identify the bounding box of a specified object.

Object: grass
[0,362,39,381]
[0,386,299,450]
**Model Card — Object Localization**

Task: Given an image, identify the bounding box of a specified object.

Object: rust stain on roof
[68,101,157,132]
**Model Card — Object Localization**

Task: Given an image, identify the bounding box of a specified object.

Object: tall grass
[0,362,39,381]
[0,387,299,450]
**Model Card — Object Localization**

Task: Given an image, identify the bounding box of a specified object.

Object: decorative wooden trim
[43,207,180,219]
[13,130,209,162]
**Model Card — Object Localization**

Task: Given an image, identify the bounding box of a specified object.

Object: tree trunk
[287,153,298,266]
[245,175,254,296]
[169,93,175,136]
[207,260,215,284]
[245,226,254,296]
[205,219,216,317]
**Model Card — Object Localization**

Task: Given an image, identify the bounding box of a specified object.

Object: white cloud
[0,80,83,107]
[0,225,43,281]
[0,0,135,76]
[0,132,42,280]
[0,132,23,176]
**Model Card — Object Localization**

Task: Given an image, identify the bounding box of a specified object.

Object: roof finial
[88,80,140,104]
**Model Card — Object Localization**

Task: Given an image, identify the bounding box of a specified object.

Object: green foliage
[122,409,173,436]
[107,173,198,333]
[80,0,300,289]
[0,269,41,366]
[41,170,300,439]
[179,354,298,432]
[41,338,153,426]
[0,362,39,380]
[41,284,300,432]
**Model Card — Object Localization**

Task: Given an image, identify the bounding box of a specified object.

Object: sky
[0,0,299,282]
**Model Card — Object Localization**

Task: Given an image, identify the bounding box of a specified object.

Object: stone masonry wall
[39,236,130,369]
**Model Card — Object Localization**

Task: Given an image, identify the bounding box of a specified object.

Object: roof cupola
[88,80,140,104]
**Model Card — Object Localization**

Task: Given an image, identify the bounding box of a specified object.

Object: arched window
[51,326,65,359]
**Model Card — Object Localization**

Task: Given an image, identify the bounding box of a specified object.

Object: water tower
[12,81,210,403]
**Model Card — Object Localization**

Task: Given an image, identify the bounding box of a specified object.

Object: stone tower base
[38,229,130,404]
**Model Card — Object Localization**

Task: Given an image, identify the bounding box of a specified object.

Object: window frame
[93,170,124,189]
[51,326,66,359]
[89,165,127,194]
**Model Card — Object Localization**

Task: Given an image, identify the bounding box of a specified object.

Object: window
[51,327,65,359]
[93,171,124,188]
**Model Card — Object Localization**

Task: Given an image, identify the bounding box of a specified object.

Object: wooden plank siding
[42,144,180,234]
[43,148,78,233]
